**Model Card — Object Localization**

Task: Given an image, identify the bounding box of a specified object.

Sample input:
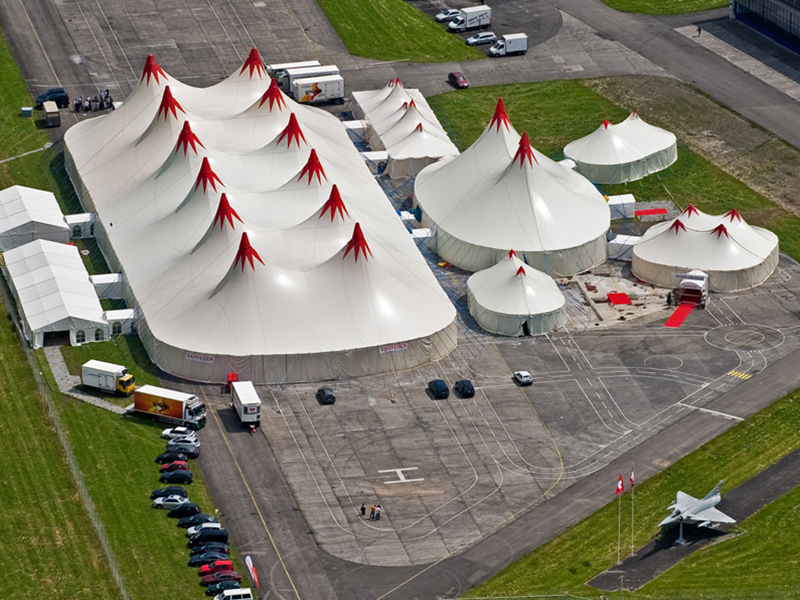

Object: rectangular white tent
[0,185,69,250]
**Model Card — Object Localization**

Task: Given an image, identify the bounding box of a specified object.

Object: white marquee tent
[0,185,70,250]
[414,99,610,275]
[563,111,677,184]
[467,250,566,336]
[63,50,456,383]
[632,205,778,292]
[3,239,107,348]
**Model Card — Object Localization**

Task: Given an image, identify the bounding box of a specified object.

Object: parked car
[167,445,200,459]
[187,522,224,537]
[189,552,231,567]
[205,581,241,596]
[191,542,229,556]
[179,513,219,528]
[316,388,336,405]
[466,32,497,46]
[153,495,189,509]
[435,8,460,21]
[167,436,201,448]
[160,470,194,484]
[447,72,470,89]
[155,451,188,464]
[150,486,188,500]
[189,529,229,546]
[427,379,450,400]
[454,379,475,398]
[161,426,197,440]
[199,559,234,576]
[160,460,191,473]
[35,87,69,109]
[168,502,201,518]
[201,571,242,586]
[513,370,533,386]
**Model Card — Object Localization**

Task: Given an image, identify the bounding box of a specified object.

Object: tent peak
[194,157,224,193]
[343,222,373,263]
[682,204,699,217]
[724,208,742,222]
[669,219,686,234]
[258,78,288,111]
[402,98,417,110]
[175,121,205,155]
[298,149,327,185]
[389,78,403,88]
[631,109,638,118]
[711,223,729,239]
[513,131,538,168]
[277,113,307,149]
[319,185,350,223]
[415,122,424,132]
[234,232,265,271]
[213,193,243,230]
[508,249,517,259]
[157,86,185,121]
[515,265,526,278]
[489,98,511,132]
[603,119,611,130]
[141,54,167,85]
[240,47,266,78]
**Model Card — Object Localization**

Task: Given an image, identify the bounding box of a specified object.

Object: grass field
[603,0,726,15]
[315,0,484,62]
[428,81,800,261]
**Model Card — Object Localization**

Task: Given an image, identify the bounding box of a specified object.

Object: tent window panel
[112,322,122,335]
[75,330,85,344]
[94,328,104,341]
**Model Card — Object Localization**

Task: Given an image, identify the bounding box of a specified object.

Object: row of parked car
[427,371,533,400]
[151,427,253,599]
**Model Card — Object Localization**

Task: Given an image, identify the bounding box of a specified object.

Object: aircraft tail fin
[704,480,724,500]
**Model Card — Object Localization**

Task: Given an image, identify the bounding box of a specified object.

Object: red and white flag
[245,555,260,590]
[616,473,625,495]
[630,468,635,488]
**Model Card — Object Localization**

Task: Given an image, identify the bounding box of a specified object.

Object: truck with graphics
[291,74,345,104]
[130,385,207,429]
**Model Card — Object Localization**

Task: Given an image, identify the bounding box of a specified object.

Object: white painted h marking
[379,467,424,485]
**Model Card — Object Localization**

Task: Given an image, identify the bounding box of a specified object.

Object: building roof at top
[0,185,68,234]
[63,50,455,357]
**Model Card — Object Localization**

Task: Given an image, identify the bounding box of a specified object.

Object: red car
[201,571,242,586]
[160,460,190,472]
[199,559,234,576]
[447,72,469,89]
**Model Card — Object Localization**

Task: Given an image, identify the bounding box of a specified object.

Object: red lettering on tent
[239,47,266,78]
[157,86,185,121]
[141,54,167,85]
[213,194,243,230]
[669,219,686,234]
[489,98,511,132]
[194,157,224,193]
[258,79,287,111]
[297,149,327,184]
[234,232,265,271]
[175,121,205,155]
[343,223,373,262]
[277,114,307,149]
[319,185,350,222]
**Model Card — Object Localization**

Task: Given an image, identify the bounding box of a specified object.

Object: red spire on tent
[297,149,327,185]
[388,79,396,87]
[234,232,265,271]
[157,86,185,121]
[513,132,538,168]
[175,121,205,155]
[415,123,423,132]
[239,47,266,78]
[631,109,638,117]
[213,193,243,230]
[711,224,729,239]
[669,219,686,234]
[394,78,403,87]
[603,120,611,129]
[319,185,350,222]
[682,204,699,217]
[724,208,742,222]
[277,113,307,148]
[515,266,526,278]
[508,249,517,259]
[141,54,167,85]
[258,79,288,111]
[194,157,224,193]
[409,98,416,108]
[343,223,373,262]
[489,98,510,132]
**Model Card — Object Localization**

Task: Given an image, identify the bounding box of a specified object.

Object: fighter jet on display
[659,481,736,544]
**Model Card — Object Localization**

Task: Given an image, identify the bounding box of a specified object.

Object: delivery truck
[290,74,345,104]
[231,381,262,425]
[448,6,491,32]
[266,60,321,87]
[81,360,136,396]
[281,65,339,92]
[131,385,207,429]
[489,33,528,57]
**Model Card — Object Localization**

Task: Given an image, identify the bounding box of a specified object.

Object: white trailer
[281,65,339,92]
[291,74,345,104]
[448,5,491,32]
[489,33,528,57]
[266,60,321,85]
[231,381,262,425]
[81,360,136,395]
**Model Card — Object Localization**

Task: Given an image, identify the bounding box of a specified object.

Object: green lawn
[315,0,484,62]
[602,0,726,15]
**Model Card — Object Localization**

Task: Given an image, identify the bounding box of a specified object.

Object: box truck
[448,6,491,32]
[489,33,528,56]
[281,65,339,92]
[130,385,207,429]
[231,381,262,425]
[266,60,321,87]
[81,360,136,396]
[291,74,345,104]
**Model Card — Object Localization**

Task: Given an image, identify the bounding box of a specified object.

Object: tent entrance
[43,331,70,347]
[522,321,531,336]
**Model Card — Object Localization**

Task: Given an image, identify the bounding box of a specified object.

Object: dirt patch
[583,76,800,216]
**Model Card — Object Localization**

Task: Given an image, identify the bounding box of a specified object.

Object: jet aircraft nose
[659,515,676,527]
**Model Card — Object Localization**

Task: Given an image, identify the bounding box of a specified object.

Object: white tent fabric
[0,186,70,250]
[632,205,778,292]
[3,239,107,347]
[352,80,458,179]
[467,251,566,336]
[414,99,610,276]
[63,50,456,384]
[563,112,677,184]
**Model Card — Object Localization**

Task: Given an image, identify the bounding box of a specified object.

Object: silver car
[466,32,497,46]
[153,494,189,509]
[513,371,533,386]
[435,8,460,22]
[167,435,200,448]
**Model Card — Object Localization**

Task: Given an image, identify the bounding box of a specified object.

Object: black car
[155,451,188,464]
[167,445,200,459]
[188,551,230,567]
[428,379,450,400]
[160,470,194,484]
[454,379,475,398]
[179,513,218,528]
[316,388,336,405]
[189,529,229,546]
[150,486,188,500]
[35,87,69,108]
[205,581,241,596]
[168,502,201,518]
[191,542,229,556]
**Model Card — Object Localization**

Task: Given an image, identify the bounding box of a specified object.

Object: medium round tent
[467,250,567,336]
[414,99,610,276]
[632,205,779,292]
[563,111,677,184]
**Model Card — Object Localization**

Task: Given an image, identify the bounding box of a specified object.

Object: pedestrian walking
[360,503,366,517]
[375,505,382,521]
[696,26,702,37]
[369,505,376,520]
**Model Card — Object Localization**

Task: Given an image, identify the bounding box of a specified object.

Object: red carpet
[664,303,694,328]
[607,293,631,305]
[635,208,668,216]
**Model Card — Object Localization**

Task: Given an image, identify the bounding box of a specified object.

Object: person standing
[369,505,376,520]
[375,505,382,521]
[360,503,366,517]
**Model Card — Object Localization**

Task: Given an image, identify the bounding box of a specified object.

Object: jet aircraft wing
[691,506,736,524]
[675,490,698,508]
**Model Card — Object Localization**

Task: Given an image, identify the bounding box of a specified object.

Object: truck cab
[117,372,136,395]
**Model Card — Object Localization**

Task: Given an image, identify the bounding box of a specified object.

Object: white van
[216,589,254,600]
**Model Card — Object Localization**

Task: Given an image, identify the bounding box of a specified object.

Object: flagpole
[630,464,635,557]
[617,487,621,565]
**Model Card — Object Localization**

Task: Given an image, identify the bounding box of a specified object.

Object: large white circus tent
[414,98,610,276]
[467,250,566,336]
[63,50,456,383]
[563,111,677,184]
[632,205,778,292]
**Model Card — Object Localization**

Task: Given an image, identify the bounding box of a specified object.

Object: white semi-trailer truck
[291,74,345,104]
[231,381,262,425]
